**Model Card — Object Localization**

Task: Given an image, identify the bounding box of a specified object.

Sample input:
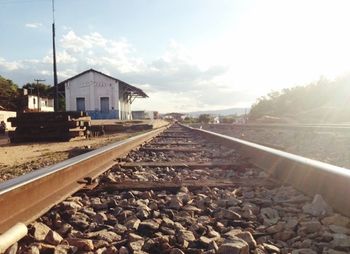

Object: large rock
[35,243,56,253]
[170,248,185,254]
[225,230,256,249]
[221,209,242,220]
[262,243,280,253]
[330,233,350,248]
[61,200,82,210]
[168,197,183,210]
[95,230,121,243]
[162,217,175,228]
[266,222,285,234]
[199,236,213,246]
[66,238,94,251]
[138,219,160,233]
[322,248,348,254]
[273,230,295,241]
[125,218,141,230]
[160,226,176,235]
[26,245,40,254]
[302,194,332,217]
[53,245,77,254]
[298,220,322,234]
[291,249,317,254]
[329,225,350,234]
[70,212,90,229]
[56,223,73,236]
[129,240,144,252]
[129,233,144,241]
[177,230,196,242]
[322,214,350,227]
[94,212,108,224]
[260,208,280,226]
[285,217,299,229]
[45,230,63,245]
[207,229,221,240]
[31,222,51,241]
[218,236,249,254]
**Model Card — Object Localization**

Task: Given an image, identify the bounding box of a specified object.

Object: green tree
[23,82,52,97]
[0,76,19,110]
[248,76,350,123]
[198,114,212,124]
[183,116,199,124]
[221,115,236,123]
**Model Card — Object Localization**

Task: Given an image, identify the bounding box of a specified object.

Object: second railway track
[1,123,350,253]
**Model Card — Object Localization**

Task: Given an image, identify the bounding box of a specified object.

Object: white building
[26,95,54,112]
[59,69,148,120]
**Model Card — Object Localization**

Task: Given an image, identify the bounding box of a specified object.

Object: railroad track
[1,123,350,253]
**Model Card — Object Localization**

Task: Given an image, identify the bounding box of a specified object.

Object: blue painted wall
[87,110,119,119]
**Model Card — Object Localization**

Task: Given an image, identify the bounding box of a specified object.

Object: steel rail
[0,127,167,233]
[184,124,350,217]
[198,123,350,132]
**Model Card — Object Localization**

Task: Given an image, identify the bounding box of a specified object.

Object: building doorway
[76,97,85,111]
[100,97,109,113]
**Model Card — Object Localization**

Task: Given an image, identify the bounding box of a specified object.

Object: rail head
[198,123,350,131]
[0,127,167,233]
[0,130,159,195]
[183,124,350,217]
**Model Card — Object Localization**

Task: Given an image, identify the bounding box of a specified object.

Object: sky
[1,0,350,113]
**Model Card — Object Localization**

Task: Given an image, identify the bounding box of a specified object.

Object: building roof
[58,69,148,98]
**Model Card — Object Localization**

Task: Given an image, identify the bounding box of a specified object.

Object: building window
[76,97,85,112]
[33,98,36,105]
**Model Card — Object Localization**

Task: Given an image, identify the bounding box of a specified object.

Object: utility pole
[34,79,45,111]
[52,0,59,112]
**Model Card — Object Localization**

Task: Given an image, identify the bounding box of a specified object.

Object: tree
[0,76,19,110]
[198,114,212,124]
[23,82,52,97]
[248,75,350,123]
[183,116,199,124]
[221,115,236,123]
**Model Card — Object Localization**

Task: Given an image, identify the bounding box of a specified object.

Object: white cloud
[85,32,108,47]
[0,57,22,71]
[0,31,235,111]
[42,50,77,64]
[25,23,42,29]
[60,31,93,53]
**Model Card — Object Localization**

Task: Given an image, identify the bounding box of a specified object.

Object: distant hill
[186,107,249,117]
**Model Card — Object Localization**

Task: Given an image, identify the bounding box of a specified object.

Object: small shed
[59,69,148,120]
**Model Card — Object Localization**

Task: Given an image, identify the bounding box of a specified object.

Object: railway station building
[59,69,148,120]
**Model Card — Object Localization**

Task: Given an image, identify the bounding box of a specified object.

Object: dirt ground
[0,120,169,183]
